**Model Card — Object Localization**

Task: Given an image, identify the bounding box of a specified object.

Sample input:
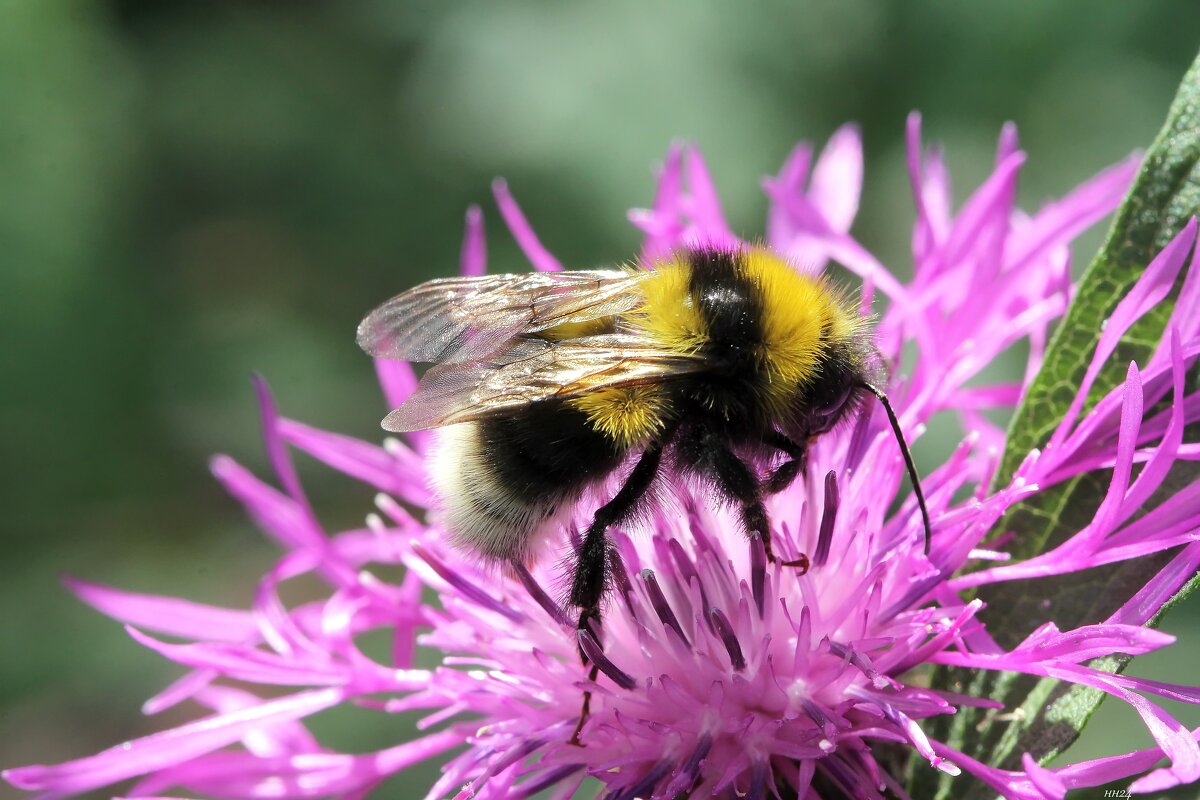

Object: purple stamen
[611,758,674,800]
[828,641,889,689]
[879,571,945,621]
[802,699,838,743]
[748,759,768,800]
[751,532,767,616]
[578,630,636,690]
[510,764,584,800]
[411,542,522,622]
[642,569,691,648]
[710,607,746,671]
[511,562,569,628]
[814,470,840,568]
[473,736,548,790]
[844,393,877,470]
[669,538,713,631]
[820,755,874,800]
[661,735,713,798]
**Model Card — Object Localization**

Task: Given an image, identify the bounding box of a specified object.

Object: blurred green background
[4,1,1200,797]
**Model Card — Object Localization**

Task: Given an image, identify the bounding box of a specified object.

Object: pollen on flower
[5,117,1200,800]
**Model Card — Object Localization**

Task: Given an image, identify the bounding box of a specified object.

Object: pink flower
[7,115,1200,800]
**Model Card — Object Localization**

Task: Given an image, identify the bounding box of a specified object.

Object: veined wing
[356,270,644,364]
[381,334,704,432]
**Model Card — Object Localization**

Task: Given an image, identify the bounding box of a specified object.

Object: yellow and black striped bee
[357,247,930,641]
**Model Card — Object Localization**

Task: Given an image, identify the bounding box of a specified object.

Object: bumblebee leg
[569,443,664,635]
[568,443,663,745]
[568,664,600,746]
[689,430,780,562]
[763,430,807,495]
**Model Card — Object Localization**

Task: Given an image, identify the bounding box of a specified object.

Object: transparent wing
[356,270,644,364]
[381,334,705,432]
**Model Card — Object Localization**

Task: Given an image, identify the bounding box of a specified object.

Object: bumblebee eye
[816,384,854,417]
[800,383,855,435]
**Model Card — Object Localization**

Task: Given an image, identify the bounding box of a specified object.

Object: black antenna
[862,383,932,555]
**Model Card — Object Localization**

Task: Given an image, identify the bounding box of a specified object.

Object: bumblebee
[357,247,930,640]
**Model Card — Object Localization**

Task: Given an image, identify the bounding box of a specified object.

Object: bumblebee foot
[569,664,601,746]
[763,539,776,564]
[571,607,601,745]
[782,553,811,574]
[759,532,809,573]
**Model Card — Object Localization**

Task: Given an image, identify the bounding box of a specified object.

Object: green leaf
[914,49,1200,799]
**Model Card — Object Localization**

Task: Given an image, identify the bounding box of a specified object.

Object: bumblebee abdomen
[483,401,626,496]
[429,402,626,563]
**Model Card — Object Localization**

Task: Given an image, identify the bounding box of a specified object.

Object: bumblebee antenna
[861,383,932,555]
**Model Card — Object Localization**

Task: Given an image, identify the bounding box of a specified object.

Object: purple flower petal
[1108,543,1200,626]
[764,141,812,253]
[764,125,863,272]
[133,730,464,799]
[906,112,952,264]
[373,357,417,408]
[1046,218,1197,453]
[143,669,218,716]
[459,203,487,277]
[682,147,735,247]
[1005,153,1140,274]
[491,178,564,272]
[64,577,258,642]
[995,121,1020,163]
[630,142,685,261]
[209,455,322,551]
[252,376,318,522]
[278,418,429,506]
[1022,753,1067,800]
[808,124,863,234]
[193,685,322,757]
[3,689,346,797]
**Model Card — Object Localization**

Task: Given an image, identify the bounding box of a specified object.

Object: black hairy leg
[763,429,807,495]
[683,428,779,562]
[678,427,810,571]
[568,442,663,745]
[569,443,664,637]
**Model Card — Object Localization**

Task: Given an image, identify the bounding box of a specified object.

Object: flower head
[7,115,1200,800]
